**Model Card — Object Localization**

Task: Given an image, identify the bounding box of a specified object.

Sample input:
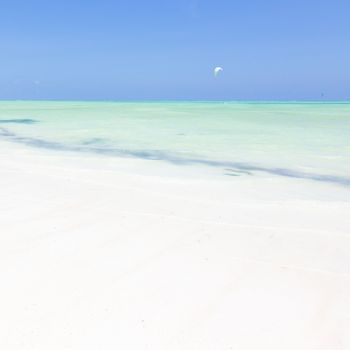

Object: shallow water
[1,101,350,185]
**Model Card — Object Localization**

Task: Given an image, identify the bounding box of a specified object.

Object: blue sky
[0,0,349,100]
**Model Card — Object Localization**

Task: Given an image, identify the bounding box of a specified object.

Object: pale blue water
[1,101,350,185]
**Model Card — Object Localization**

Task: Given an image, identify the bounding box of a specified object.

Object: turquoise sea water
[1,101,350,185]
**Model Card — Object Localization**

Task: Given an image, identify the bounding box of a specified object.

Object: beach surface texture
[1,102,350,349]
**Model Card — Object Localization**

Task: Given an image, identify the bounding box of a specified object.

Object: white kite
[214,66,223,77]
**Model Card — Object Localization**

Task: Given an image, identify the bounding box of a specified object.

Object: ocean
[1,101,350,186]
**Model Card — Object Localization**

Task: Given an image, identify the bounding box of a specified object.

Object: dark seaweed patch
[0,119,38,124]
[81,138,106,145]
[225,168,252,176]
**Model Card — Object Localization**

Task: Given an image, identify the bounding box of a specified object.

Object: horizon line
[1,99,350,104]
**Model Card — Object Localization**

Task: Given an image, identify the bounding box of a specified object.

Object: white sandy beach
[1,139,350,350]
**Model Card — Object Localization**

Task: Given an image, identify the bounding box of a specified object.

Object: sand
[1,139,350,350]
